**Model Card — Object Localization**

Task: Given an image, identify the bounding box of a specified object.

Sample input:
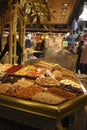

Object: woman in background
[0,35,23,64]
[33,40,46,58]
[80,45,87,74]
[75,40,84,74]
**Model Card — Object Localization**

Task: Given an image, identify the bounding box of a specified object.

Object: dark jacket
[0,41,23,64]
[77,45,83,61]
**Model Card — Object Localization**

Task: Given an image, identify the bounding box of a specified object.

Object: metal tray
[0,92,87,120]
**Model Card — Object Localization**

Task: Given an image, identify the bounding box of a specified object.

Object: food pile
[0,61,84,105]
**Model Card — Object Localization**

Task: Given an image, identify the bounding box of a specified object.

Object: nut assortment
[0,61,84,105]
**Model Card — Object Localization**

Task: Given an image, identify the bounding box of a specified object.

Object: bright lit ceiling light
[79,2,87,21]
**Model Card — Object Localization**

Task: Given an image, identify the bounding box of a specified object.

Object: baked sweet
[0,63,12,72]
[1,75,21,84]
[13,79,34,90]
[36,76,59,87]
[35,61,53,70]
[52,70,62,81]
[14,65,46,79]
[5,65,23,74]
[31,91,66,105]
[48,87,76,100]
[0,83,11,94]
[59,79,84,95]
[15,84,44,99]
[26,67,46,78]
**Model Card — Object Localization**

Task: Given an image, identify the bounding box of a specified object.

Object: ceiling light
[61,12,66,15]
[63,3,68,7]
[62,8,67,12]
[61,16,65,18]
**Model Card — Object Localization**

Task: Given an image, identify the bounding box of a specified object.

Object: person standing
[0,35,23,64]
[25,39,32,48]
[73,43,78,54]
[0,34,2,53]
[75,40,84,74]
[80,45,87,74]
[33,40,46,58]
[72,18,79,34]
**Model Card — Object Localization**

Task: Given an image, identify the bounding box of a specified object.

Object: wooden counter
[0,92,87,130]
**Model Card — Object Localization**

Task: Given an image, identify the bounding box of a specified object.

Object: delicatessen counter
[0,61,87,130]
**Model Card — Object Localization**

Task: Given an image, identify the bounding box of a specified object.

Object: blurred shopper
[25,39,32,48]
[73,43,78,54]
[16,39,23,64]
[72,18,79,34]
[75,40,84,74]
[33,40,46,58]
[80,45,87,74]
[0,34,2,53]
[0,35,23,64]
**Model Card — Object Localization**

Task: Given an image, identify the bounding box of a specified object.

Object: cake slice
[59,79,84,95]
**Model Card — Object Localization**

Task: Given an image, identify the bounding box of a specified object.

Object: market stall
[0,87,87,130]
[0,59,87,130]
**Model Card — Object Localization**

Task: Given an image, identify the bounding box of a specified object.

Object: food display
[52,64,78,83]
[0,63,12,79]
[0,63,12,72]
[13,79,34,89]
[14,65,47,78]
[0,83,11,94]
[52,70,62,81]
[59,79,83,95]
[1,74,22,84]
[31,92,66,105]
[0,71,6,79]
[48,87,76,100]
[36,76,59,87]
[5,65,23,74]
[15,84,44,99]
[0,61,85,105]
[34,61,54,70]
[15,65,36,75]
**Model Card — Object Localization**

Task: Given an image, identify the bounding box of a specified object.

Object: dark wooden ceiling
[24,0,85,32]
[0,0,85,32]
[47,0,79,25]
[24,0,84,24]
